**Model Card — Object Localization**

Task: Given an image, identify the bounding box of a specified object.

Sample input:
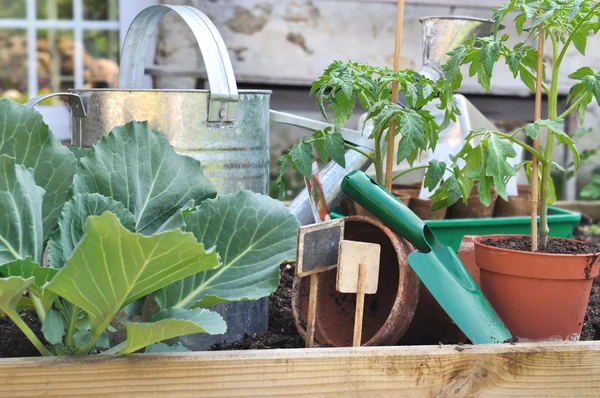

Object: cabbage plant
[0,99,298,356]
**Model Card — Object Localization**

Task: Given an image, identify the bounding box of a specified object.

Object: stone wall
[154,0,600,197]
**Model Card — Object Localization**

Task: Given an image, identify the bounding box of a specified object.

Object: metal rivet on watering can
[292,216,420,347]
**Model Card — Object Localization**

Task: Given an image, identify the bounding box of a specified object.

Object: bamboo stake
[305,273,319,348]
[531,29,544,252]
[352,263,367,347]
[384,0,405,191]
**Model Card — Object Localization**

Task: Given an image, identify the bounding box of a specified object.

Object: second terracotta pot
[291,216,420,346]
[473,235,600,341]
[494,185,533,217]
[448,187,498,219]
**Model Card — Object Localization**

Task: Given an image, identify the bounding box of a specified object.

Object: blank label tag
[336,240,381,294]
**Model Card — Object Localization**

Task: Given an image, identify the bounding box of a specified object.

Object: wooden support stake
[352,263,367,347]
[384,0,405,191]
[306,273,319,348]
[531,28,544,252]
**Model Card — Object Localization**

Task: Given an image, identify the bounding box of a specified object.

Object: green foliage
[278,61,458,192]
[431,0,600,243]
[0,100,299,356]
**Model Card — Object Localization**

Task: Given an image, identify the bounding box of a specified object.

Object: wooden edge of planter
[2,341,600,397]
[555,200,600,220]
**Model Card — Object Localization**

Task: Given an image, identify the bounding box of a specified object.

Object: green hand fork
[342,170,511,344]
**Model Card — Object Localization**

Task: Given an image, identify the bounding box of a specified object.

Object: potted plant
[426,0,600,340]
[0,99,298,356]
[275,61,458,219]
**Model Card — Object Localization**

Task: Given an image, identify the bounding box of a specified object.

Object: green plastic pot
[332,206,581,253]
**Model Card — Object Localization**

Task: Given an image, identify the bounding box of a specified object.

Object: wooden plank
[2,342,600,397]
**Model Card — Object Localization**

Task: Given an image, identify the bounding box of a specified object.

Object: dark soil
[481,236,600,255]
[0,311,45,358]
[209,263,304,350]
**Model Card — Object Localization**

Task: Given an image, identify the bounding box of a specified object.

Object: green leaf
[583,74,600,106]
[570,67,595,80]
[581,175,600,199]
[0,155,44,265]
[485,135,516,199]
[478,177,493,207]
[424,160,446,191]
[446,176,462,206]
[0,258,58,319]
[73,328,92,349]
[157,191,298,309]
[331,90,355,130]
[145,342,191,353]
[0,99,77,239]
[46,212,220,332]
[47,194,136,269]
[525,122,539,139]
[153,199,197,234]
[121,308,226,354]
[477,39,502,92]
[42,309,65,345]
[73,121,217,235]
[0,276,34,323]
[573,30,588,55]
[95,331,110,349]
[275,156,288,201]
[324,132,346,168]
[69,146,88,161]
[313,139,329,164]
[289,142,314,179]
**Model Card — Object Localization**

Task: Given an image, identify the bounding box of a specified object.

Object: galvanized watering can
[25,4,373,350]
[26,4,373,218]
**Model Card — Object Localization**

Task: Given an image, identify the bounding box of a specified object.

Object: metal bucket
[25,4,376,350]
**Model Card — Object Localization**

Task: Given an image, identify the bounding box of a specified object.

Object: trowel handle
[342,171,431,253]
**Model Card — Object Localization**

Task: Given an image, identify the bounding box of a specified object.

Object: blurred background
[2,0,599,201]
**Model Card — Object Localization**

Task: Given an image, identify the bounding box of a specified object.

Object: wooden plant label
[336,240,381,294]
[296,218,344,278]
[336,240,381,347]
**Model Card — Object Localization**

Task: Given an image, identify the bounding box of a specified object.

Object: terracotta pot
[409,197,447,220]
[473,235,600,341]
[448,187,498,219]
[494,185,533,217]
[291,216,420,346]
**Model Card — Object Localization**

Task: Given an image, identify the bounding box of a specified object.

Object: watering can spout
[419,16,500,82]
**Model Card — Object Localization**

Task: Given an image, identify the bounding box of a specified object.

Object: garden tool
[341,170,512,344]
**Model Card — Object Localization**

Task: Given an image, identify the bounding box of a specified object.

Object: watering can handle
[118,5,238,123]
[269,110,373,149]
[24,92,87,117]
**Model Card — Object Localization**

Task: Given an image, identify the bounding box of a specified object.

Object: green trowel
[341,170,511,344]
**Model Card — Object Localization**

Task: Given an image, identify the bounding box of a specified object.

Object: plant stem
[4,309,52,356]
[539,31,561,247]
[344,143,377,163]
[99,340,127,355]
[392,164,428,181]
[530,28,544,252]
[374,135,384,184]
[558,93,590,120]
[31,294,47,323]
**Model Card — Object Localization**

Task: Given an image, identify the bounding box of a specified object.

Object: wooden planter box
[2,341,600,397]
[555,200,600,220]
